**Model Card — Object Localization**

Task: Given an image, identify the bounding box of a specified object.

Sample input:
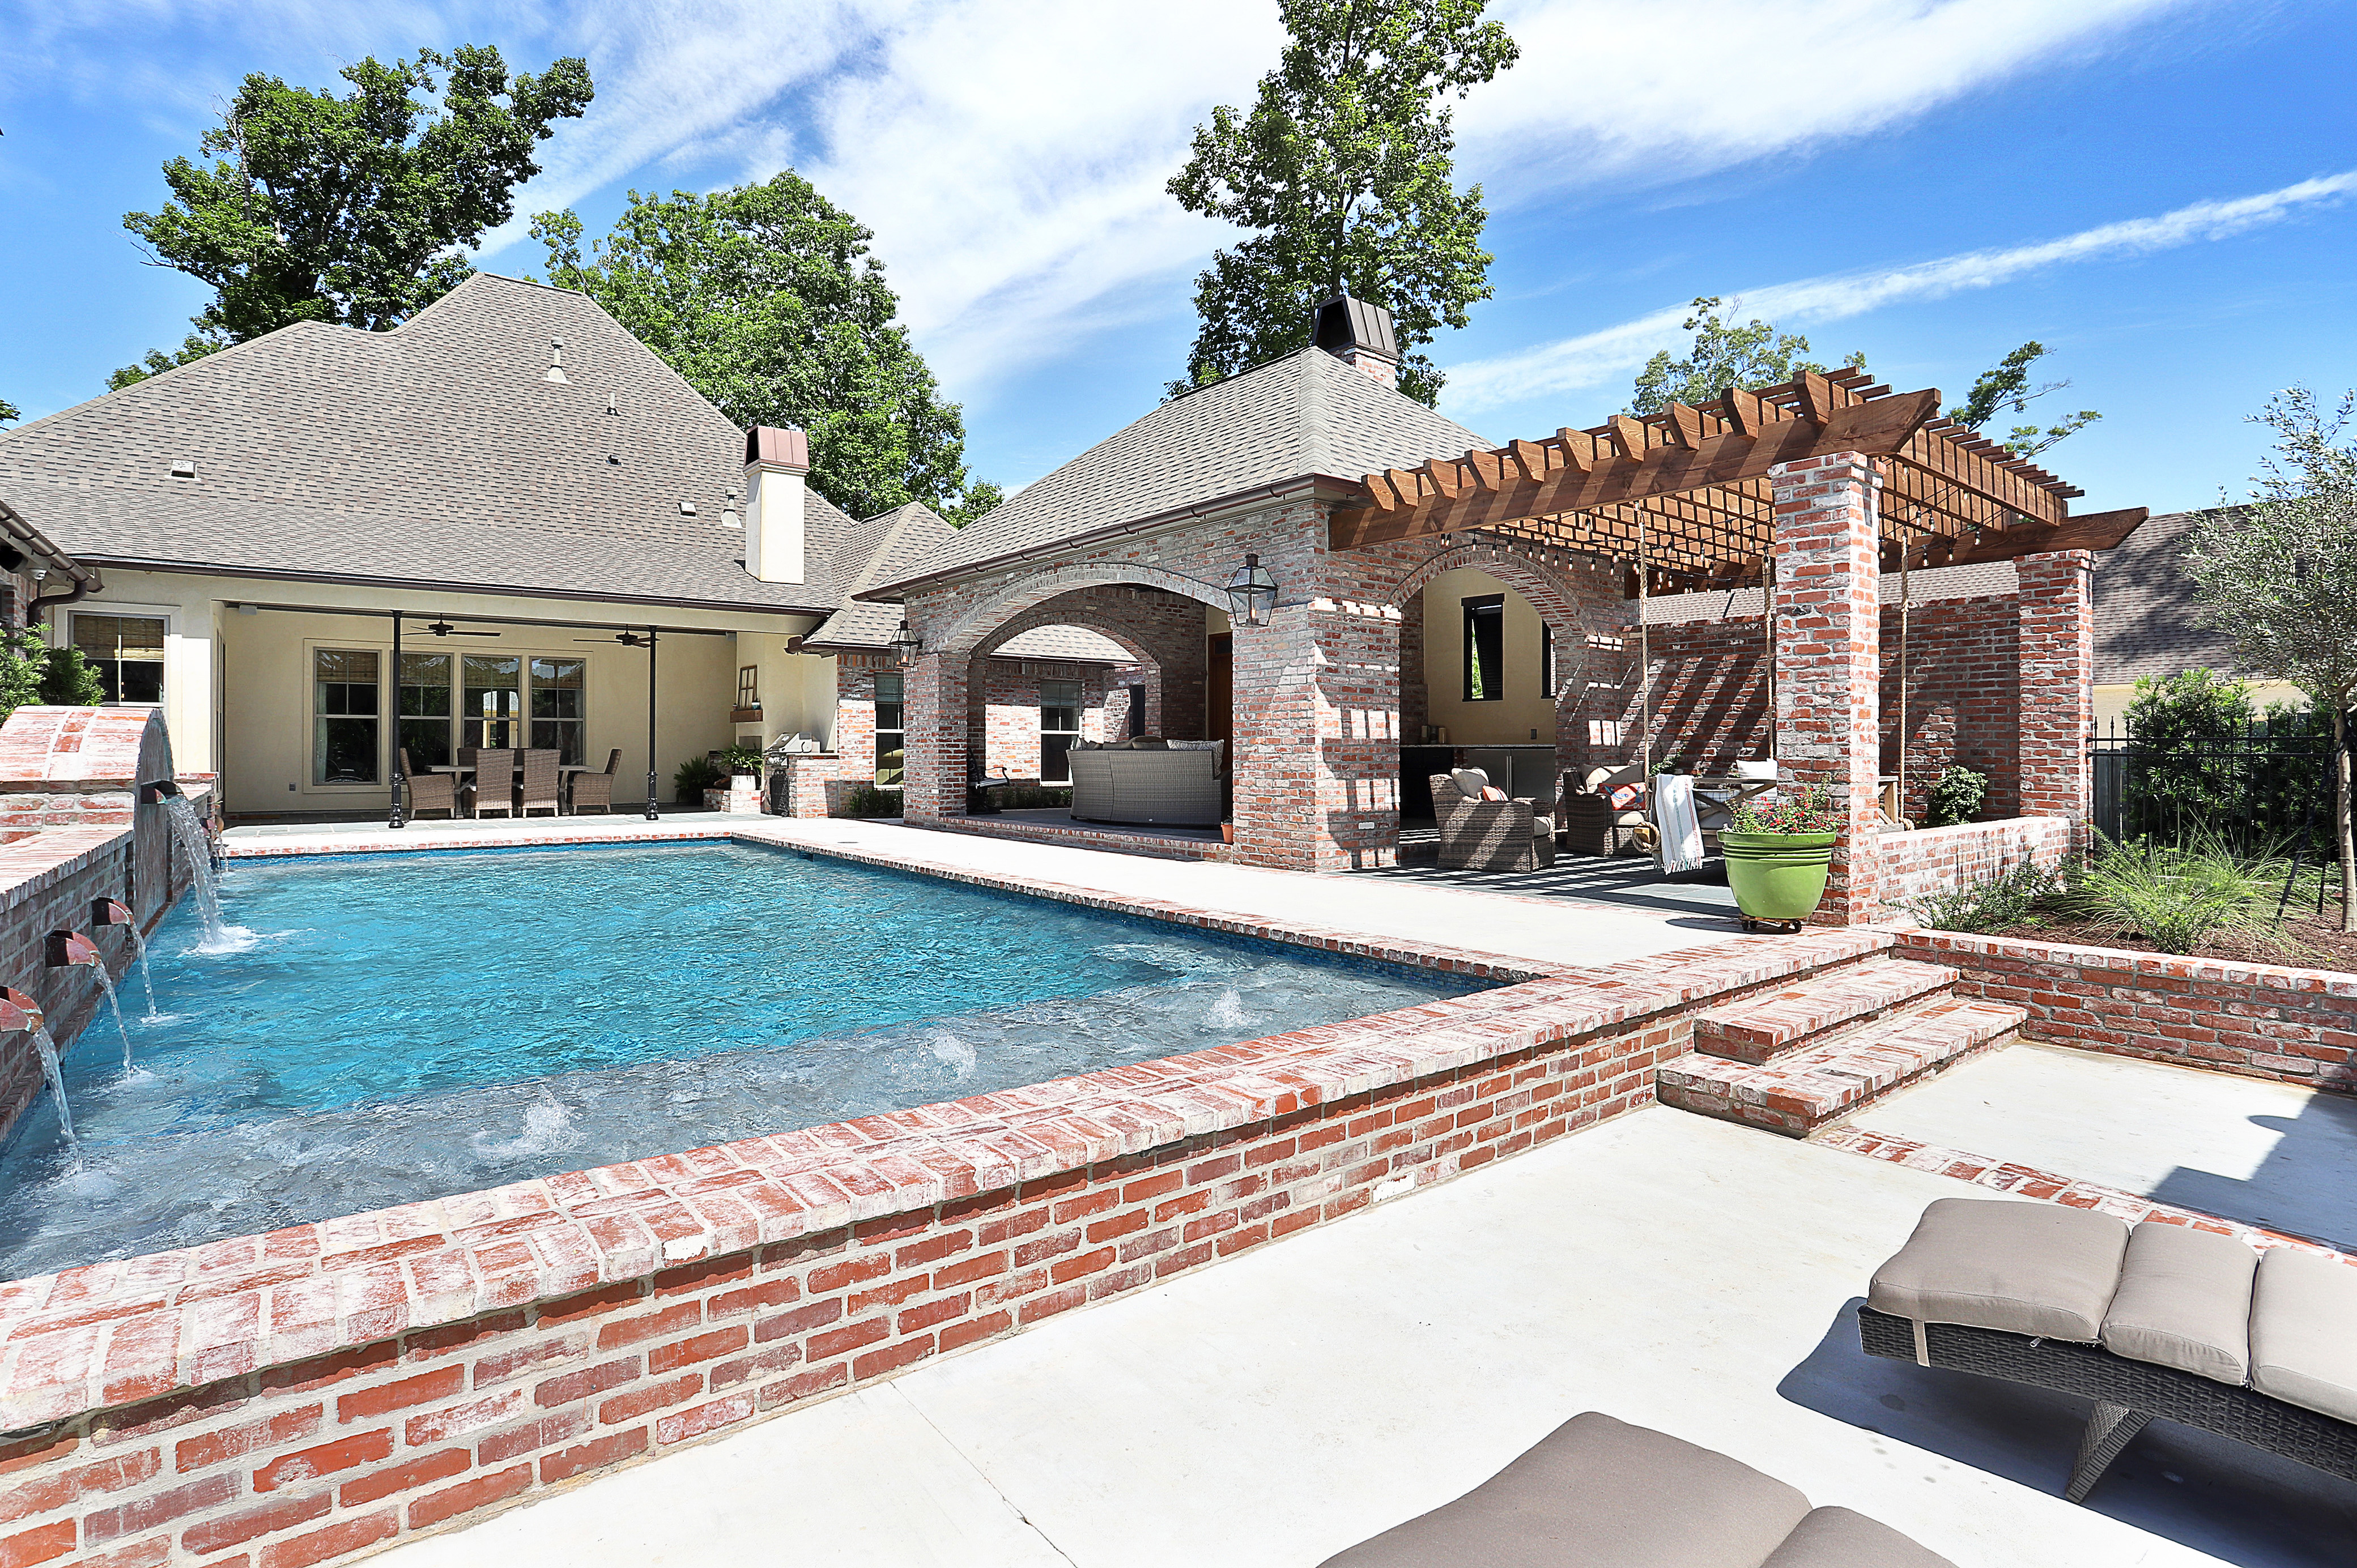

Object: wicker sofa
[1860,1197,2357,1503]
[1320,1411,1955,1565]
[1067,739,1224,826]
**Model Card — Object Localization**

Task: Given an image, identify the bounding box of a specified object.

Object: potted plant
[1720,782,1843,932]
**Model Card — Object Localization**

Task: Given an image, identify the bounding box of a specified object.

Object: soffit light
[1225,553,1277,628]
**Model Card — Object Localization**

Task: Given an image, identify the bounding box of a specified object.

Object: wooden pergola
[1329,365,2145,592]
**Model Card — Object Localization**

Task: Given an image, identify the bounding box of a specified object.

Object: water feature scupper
[3,986,76,1169]
[144,779,242,951]
[91,896,162,1024]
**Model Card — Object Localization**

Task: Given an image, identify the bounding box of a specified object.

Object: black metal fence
[2089,717,2347,860]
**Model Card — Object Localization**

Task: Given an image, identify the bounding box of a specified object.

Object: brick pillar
[1770,453,1882,925]
[1227,599,1401,872]
[900,650,968,821]
[2016,549,2094,824]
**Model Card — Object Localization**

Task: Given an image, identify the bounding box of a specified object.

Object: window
[313,649,380,784]
[398,652,454,769]
[73,614,165,703]
[737,666,759,710]
[1462,595,1504,701]
[1040,679,1082,783]
[530,658,586,764]
[874,674,905,787]
[462,654,523,750]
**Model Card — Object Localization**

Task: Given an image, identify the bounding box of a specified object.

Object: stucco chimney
[743,426,810,584]
[1312,296,1401,389]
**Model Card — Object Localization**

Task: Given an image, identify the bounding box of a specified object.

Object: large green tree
[1165,0,1517,406]
[534,174,998,525]
[2184,386,2357,931]
[0,397,18,426]
[1629,297,1861,415]
[1945,341,2100,458]
[114,45,592,388]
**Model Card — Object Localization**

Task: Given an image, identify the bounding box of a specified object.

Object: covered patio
[870,326,2147,921]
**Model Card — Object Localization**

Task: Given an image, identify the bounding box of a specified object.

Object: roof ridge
[1297,349,1331,476]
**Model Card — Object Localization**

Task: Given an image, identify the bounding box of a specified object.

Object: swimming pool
[0,843,1483,1279]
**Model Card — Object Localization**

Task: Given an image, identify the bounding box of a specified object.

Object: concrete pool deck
[222,815,1746,974]
[374,1106,2357,1567]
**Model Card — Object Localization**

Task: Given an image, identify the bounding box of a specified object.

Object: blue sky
[3,1,2353,519]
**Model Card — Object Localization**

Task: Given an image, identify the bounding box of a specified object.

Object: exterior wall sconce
[890,621,922,668]
[1225,553,1277,628]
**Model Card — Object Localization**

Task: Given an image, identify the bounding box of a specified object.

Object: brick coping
[1817,1125,2357,1268]
[1897,927,2357,995]
[920,812,1235,863]
[0,863,1888,1428]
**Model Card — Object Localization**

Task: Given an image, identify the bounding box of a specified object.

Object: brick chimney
[743,427,809,585]
[1312,296,1402,389]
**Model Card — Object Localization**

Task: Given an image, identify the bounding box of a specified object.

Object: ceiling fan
[574,631,655,646]
[421,620,500,638]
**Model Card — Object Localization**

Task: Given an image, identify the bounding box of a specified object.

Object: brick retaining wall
[1895,928,2357,1094]
[0,883,1887,1567]
[1876,817,2075,921]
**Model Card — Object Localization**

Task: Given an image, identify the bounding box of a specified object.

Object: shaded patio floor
[377,1106,2356,1567]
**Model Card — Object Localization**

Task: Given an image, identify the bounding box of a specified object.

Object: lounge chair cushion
[2100,1222,2257,1385]
[1756,1506,1958,1568]
[1867,1198,2129,1341]
[1317,1412,1810,1567]
[2249,1247,2357,1424]
[1449,768,1490,799]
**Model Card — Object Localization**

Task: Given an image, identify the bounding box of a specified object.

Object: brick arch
[1377,538,1618,705]
[926,563,1229,661]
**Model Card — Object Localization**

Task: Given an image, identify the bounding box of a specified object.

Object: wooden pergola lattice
[1329,366,2146,593]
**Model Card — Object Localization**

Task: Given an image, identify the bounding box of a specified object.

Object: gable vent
[170,460,196,479]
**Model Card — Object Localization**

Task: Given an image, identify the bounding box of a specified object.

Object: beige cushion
[1449,768,1490,799]
[1758,1507,1958,1568]
[2249,1247,2357,1424]
[1868,1199,2128,1341]
[1317,1412,1810,1568]
[2100,1222,2256,1385]
[1729,759,1780,782]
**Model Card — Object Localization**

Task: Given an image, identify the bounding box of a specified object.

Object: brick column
[899,649,968,822]
[2016,549,2094,824]
[1770,453,1882,926]
[1226,599,1401,873]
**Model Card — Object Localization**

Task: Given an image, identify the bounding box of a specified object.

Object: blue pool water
[0,844,1480,1278]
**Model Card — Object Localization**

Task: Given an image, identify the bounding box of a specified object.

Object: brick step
[1691,957,1958,1064]
[1657,996,2027,1137]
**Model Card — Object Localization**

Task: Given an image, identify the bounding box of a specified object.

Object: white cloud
[1441,171,2357,415]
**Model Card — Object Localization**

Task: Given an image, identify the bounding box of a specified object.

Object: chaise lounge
[1318,1411,1956,1566]
[1859,1197,2357,1502]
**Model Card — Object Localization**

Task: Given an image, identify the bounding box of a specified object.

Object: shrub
[2065,830,2284,956]
[836,783,903,818]
[1922,765,1987,828]
[1900,857,2063,934]
[39,646,105,706]
[717,744,765,775]
[1728,782,1841,834]
[673,754,726,800]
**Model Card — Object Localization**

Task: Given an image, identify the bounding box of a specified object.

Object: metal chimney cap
[1311,296,1399,361]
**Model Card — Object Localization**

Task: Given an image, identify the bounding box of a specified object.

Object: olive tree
[2184,386,2357,930]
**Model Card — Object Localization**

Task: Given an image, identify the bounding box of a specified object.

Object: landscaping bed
[1967,897,2357,970]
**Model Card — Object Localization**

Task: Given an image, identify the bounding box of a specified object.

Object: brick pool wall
[0,907,1890,1568]
[0,826,145,1147]
[1894,928,2357,1094]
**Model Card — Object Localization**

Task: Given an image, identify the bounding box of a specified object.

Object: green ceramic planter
[1720,830,1837,922]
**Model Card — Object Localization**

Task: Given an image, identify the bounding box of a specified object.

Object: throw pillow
[1450,768,1490,798]
[1479,786,1510,802]
[1608,782,1646,811]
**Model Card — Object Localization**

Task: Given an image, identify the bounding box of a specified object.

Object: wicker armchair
[1429,769,1556,872]
[518,749,561,817]
[570,749,622,814]
[399,749,458,820]
[467,749,518,818]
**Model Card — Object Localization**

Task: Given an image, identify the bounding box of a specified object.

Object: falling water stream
[27,1024,79,1169]
[126,923,162,1021]
[92,965,135,1072]
[162,795,242,949]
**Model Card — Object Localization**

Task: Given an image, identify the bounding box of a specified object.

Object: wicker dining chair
[569,748,622,815]
[469,749,518,818]
[399,749,458,820]
[518,749,562,818]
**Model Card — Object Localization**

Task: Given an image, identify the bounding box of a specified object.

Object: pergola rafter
[1329,365,2147,591]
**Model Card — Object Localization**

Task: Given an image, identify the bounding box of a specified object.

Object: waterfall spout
[161,795,245,951]
[90,898,160,1020]
[2,987,78,1168]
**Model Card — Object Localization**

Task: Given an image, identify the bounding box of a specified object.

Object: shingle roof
[801,501,958,649]
[990,625,1133,662]
[871,348,1490,595]
[2092,509,2230,685]
[0,273,852,615]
